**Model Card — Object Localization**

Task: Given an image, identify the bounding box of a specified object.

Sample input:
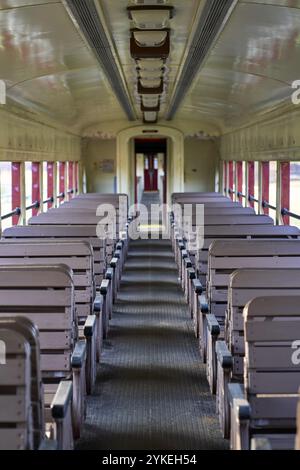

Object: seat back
[244,296,300,429]
[0,265,75,379]
[227,268,300,378]
[0,317,43,449]
[0,241,94,321]
[207,239,300,323]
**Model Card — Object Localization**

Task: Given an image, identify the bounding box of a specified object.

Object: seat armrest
[251,438,272,450]
[228,383,245,406]
[116,241,123,250]
[114,249,121,259]
[71,340,87,369]
[188,268,196,280]
[181,249,188,259]
[184,257,192,268]
[93,293,102,313]
[192,278,203,294]
[84,315,96,338]
[51,380,73,420]
[200,294,209,313]
[216,340,233,369]
[105,268,114,280]
[110,257,118,268]
[100,279,110,295]
[39,439,58,450]
[206,314,220,336]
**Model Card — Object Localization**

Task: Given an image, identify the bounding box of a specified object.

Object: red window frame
[12,162,21,225]
[281,161,290,225]
[261,162,270,215]
[248,162,255,208]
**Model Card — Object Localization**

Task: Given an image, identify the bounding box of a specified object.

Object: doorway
[144,155,158,192]
[135,138,167,204]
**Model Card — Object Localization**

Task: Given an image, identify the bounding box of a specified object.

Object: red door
[144,155,158,191]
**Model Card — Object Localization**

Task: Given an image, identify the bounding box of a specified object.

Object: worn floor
[76,235,228,450]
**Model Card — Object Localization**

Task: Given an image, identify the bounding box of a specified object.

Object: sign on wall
[96,159,115,173]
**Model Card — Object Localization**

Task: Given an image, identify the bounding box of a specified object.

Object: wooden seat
[0,316,73,450]
[0,240,98,393]
[0,265,86,439]
[229,296,300,450]
[216,268,300,438]
[204,239,300,392]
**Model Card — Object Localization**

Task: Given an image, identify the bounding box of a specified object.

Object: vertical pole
[261,162,270,215]
[39,162,43,213]
[276,161,281,225]
[32,162,40,217]
[281,161,290,225]
[248,162,255,208]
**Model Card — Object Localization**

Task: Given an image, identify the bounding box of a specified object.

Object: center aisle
[76,238,228,450]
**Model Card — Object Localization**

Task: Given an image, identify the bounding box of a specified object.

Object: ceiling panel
[177,1,300,132]
[0,1,126,133]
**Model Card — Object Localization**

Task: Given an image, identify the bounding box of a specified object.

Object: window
[254,161,259,213]
[25,162,32,222]
[228,161,235,199]
[0,162,12,230]
[269,161,277,221]
[57,162,65,205]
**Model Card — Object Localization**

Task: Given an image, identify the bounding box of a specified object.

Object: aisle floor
[76,238,228,450]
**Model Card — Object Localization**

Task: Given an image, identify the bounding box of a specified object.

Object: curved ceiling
[1,0,300,137]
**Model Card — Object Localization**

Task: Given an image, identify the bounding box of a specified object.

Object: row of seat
[0,193,129,450]
[172,192,300,450]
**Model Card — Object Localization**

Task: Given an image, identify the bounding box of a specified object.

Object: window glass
[0,162,12,230]
[25,162,32,222]
[269,161,277,221]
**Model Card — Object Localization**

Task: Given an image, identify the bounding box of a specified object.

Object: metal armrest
[188,268,196,280]
[71,340,87,369]
[216,340,233,369]
[200,294,209,313]
[251,438,272,450]
[228,382,245,406]
[192,278,203,294]
[100,279,109,295]
[105,267,114,280]
[116,241,123,250]
[206,314,220,336]
[114,249,121,259]
[93,293,102,314]
[110,257,118,268]
[84,315,96,338]
[39,439,58,450]
[51,380,73,420]
[181,249,188,259]
[184,257,192,268]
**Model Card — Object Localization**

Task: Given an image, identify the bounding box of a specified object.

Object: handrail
[228,186,300,222]
[1,207,21,221]
[43,196,54,205]
[26,200,40,211]
[57,192,65,200]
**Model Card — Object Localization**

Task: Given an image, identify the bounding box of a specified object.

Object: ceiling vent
[132,1,169,5]
[64,0,135,120]
[137,58,165,71]
[138,68,163,80]
[166,0,237,120]
[128,6,174,30]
